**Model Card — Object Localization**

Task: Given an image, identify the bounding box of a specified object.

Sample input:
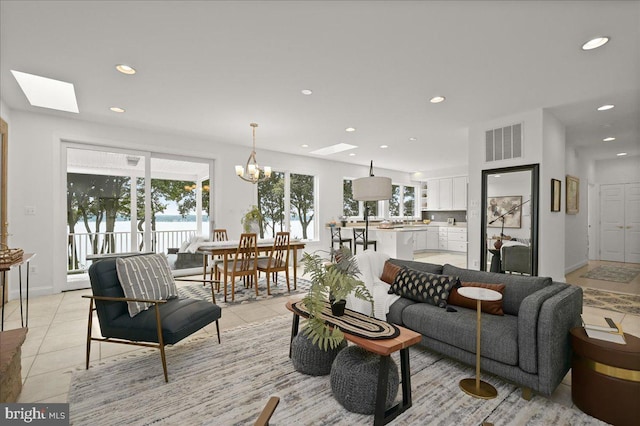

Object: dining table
[196,239,306,302]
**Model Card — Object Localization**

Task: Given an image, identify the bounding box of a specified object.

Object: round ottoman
[330,346,399,414]
[291,332,347,376]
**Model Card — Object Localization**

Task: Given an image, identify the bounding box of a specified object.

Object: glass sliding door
[66,145,213,284]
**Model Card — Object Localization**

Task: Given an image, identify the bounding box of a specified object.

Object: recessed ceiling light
[617,152,627,156]
[345,127,356,132]
[603,137,616,142]
[11,70,79,113]
[301,89,313,95]
[380,145,388,149]
[409,137,417,141]
[429,96,445,103]
[597,104,615,111]
[116,64,136,75]
[494,174,501,178]
[110,106,125,113]
[310,143,358,156]
[349,153,356,156]
[301,144,309,148]
[581,37,610,51]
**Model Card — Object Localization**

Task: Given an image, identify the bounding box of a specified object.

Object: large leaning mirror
[0,117,7,248]
[480,164,539,276]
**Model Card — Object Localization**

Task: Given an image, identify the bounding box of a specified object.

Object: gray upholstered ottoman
[330,346,399,414]
[291,332,347,376]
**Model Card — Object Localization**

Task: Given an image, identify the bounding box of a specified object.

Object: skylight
[11,70,79,113]
[310,143,357,156]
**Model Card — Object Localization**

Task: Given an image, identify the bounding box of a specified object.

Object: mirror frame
[0,117,7,247]
[480,163,539,276]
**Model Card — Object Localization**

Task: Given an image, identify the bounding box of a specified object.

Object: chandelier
[235,123,272,184]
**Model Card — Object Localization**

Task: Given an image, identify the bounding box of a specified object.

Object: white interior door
[588,183,598,260]
[600,184,625,262]
[625,183,640,263]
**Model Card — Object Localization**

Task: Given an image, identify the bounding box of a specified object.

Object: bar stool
[330,227,352,252]
[353,228,376,253]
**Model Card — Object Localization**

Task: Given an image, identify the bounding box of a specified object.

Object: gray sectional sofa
[387,259,583,397]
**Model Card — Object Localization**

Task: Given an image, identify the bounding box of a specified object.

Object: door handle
[617,226,624,229]
[627,226,632,229]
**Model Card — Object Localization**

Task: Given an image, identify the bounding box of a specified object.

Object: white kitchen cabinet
[425,176,467,211]
[426,179,440,210]
[439,178,453,210]
[413,231,428,251]
[426,228,439,250]
[452,176,467,210]
[446,227,467,253]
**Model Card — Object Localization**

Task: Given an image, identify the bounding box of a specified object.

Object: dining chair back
[210,229,229,283]
[330,227,352,251]
[257,232,290,294]
[217,233,259,302]
[353,227,376,254]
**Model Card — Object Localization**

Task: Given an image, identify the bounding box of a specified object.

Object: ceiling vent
[485,123,523,162]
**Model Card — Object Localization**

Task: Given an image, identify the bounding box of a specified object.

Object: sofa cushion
[442,264,552,316]
[401,303,519,366]
[389,259,443,275]
[380,261,402,285]
[388,268,457,308]
[448,282,505,315]
[386,297,417,326]
[116,254,178,317]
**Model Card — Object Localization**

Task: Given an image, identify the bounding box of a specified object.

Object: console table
[1,253,35,331]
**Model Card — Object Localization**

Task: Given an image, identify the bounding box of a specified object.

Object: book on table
[581,316,626,344]
[581,315,619,333]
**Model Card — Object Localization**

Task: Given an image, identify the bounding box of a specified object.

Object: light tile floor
[2,253,638,413]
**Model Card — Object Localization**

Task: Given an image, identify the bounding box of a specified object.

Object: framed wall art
[551,179,561,212]
[487,195,523,228]
[566,175,579,215]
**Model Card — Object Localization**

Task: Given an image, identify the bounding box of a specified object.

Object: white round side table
[457,286,503,399]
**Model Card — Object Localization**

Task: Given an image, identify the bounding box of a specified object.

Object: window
[389,184,417,218]
[404,186,415,216]
[290,173,315,240]
[257,171,285,239]
[343,179,359,217]
[258,171,316,241]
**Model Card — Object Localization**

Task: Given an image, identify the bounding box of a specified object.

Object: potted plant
[301,247,373,349]
[241,205,262,233]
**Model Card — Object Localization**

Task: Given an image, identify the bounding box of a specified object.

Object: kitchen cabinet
[424,176,467,211]
[413,231,428,251]
[446,227,467,252]
[452,176,467,210]
[426,228,439,250]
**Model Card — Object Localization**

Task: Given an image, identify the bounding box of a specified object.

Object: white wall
[4,107,414,299]
[564,146,590,272]
[468,109,543,272]
[595,155,640,184]
[540,110,566,280]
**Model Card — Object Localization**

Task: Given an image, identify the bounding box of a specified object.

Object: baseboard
[7,285,55,302]
[565,260,588,275]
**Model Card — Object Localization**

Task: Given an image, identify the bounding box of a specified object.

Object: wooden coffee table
[286,300,422,426]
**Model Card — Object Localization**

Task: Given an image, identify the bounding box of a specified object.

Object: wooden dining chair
[257,232,290,295]
[209,228,229,286]
[216,233,258,302]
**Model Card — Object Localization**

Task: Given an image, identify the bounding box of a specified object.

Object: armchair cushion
[116,254,178,317]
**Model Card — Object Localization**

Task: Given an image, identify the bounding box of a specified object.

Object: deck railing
[67,229,197,273]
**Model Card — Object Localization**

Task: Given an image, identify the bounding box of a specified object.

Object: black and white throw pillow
[388,268,457,308]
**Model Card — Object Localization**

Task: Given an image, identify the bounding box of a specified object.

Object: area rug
[68,316,605,426]
[582,287,640,316]
[177,276,311,307]
[580,264,640,283]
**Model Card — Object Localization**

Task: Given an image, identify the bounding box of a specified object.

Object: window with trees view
[258,172,316,240]
[388,184,418,218]
[343,179,359,217]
